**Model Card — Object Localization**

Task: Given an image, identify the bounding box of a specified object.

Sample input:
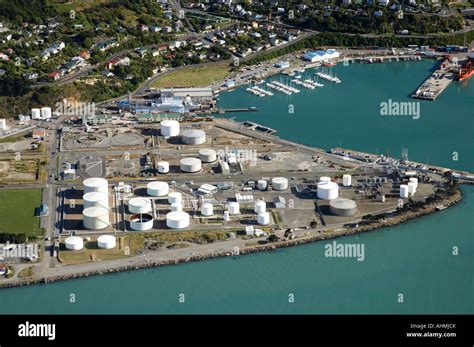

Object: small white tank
[147,181,169,197]
[317,182,339,200]
[201,203,214,216]
[400,184,409,198]
[409,177,418,188]
[254,200,266,213]
[408,182,417,195]
[157,161,169,174]
[320,176,331,183]
[180,158,202,173]
[199,149,217,163]
[257,212,270,225]
[257,179,267,191]
[171,202,182,212]
[31,108,41,120]
[65,236,83,251]
[271,177,288,191]
[228,202,240,215]
[97,235,116,249]
[168,192,182,204]
[41,107,52,119]
[223,211,230,221]
[342,174,352,187]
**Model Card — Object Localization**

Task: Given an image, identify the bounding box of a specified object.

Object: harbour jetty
[411,58,456,101]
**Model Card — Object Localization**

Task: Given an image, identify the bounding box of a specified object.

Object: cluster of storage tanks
[64,235,116,251]
[317,176,339,200]
[400,177,418,198]
[31,107,52,120]
[82,177,110,230]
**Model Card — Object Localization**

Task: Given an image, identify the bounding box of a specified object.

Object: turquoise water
[0,61,472,314]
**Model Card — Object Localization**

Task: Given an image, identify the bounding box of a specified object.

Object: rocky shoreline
[0,186,463,289]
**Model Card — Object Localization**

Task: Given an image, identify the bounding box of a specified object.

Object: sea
[0,60,472,314]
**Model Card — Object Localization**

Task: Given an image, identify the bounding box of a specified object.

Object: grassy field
[144,230,230,244]
[58,234,144,265]
[151,64,232,89]
[0,189,43,237]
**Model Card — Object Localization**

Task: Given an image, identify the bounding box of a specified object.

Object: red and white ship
[457,51,474,81]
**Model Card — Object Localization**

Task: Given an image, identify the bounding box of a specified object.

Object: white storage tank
[31,108,41,120]
[182,129,206,145]
[342,174,352,187]
[171,202,182,212]
[83,177,108,194]
[180,157,202,173]
[320,176,331,183]
[128,197,151,214]
[129,213,154,231]
[97,235,116,249]
[400,184,409,198]
[157,161,170,174]
[257,212,270,225]
[317,182,339,200]
[168,192,182,204]
[254,200,266,213]
[257,179,267,191]
[201,203,214,216]
[83,206,110,230]
[147,181,169,197]
[199,149,217,163]
[166,211,190,229]
[160,120,180,137]
[228,201,240,215]
[329,198,357,216]
[83,192,109,210]
[408,182,417,195]
[271,177,289,191]
[65,236,84,251]
[409,177,418,188]
[223,211,230,221]
[41,107,52,119]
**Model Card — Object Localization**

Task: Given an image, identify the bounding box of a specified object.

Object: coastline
[0,184,462,290]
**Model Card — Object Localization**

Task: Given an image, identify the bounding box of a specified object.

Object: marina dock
[411,59,456,101]
[217,107,258,114]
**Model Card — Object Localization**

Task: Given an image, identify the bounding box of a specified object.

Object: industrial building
[303,49,341,63]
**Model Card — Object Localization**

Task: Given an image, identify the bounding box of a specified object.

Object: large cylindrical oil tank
[199,149,217,163]
[182,129,206,145]
[329,198,357,216]
[400,184,409,198]
[157,161,170,174]
[408,182,417,195]
[31,108,41,120]
[254,200,266,213]
[201,203,214,216]
[257,212,270,225]
[128,197,151,214]
[160,120,180,137]
[180,157,202,173]
[317,182,339,200]
[83,192,109,209]
[228,202,240,215]
[129,213,154,231]
[97,235,116,249]
[271,177,288,191]
[83,206,110,230]
[342,174,352,187]
[83,177,108,194]
[147,181,169,197]
[168,192,182,204]
[257,179,267,191]
[166,211,190,229]
[65,236,83,251]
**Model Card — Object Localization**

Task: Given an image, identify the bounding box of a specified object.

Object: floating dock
[411,59,456,101]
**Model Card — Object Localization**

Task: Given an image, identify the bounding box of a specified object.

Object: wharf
[411,59,456,101]
[217,107,258,114]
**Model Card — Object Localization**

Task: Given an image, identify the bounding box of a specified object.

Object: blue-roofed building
[303,49,341,63]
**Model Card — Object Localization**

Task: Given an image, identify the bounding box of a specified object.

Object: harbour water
[0,60,473,314]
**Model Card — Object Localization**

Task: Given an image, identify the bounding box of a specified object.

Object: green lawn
[0,189,43,237]
[151,64,231,89]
